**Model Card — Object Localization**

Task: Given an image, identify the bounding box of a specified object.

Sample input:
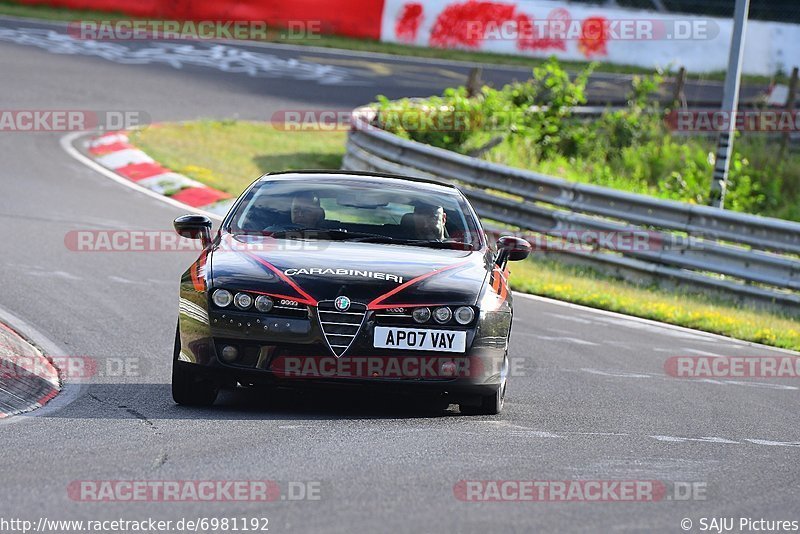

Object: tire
[171,323,219,406]
[460,382,505,415]
[460,352,508,415]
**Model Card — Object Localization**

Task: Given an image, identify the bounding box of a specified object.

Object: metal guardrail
[342,107,800,311]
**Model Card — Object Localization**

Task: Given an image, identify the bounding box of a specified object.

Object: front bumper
[178,304,509,393]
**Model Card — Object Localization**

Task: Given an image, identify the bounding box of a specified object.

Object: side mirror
[496,235,531,266]
[174,214,213,248]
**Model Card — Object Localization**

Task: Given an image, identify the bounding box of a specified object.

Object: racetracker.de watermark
[272,108,530,132]
[465,18,718,41]
[453,480,707,502]
[271,355,526,379]
[67,19,322,41]
[67,480,322,502]
[664,356,800,378]
[0,110,149,132]
[64,230,332,252]
[0,355,141,382]
[485,229,703,253]
[666,110,800,133]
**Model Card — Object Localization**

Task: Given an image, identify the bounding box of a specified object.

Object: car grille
[317,301,367,357]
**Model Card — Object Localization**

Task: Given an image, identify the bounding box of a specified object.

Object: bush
[371,57,800,221]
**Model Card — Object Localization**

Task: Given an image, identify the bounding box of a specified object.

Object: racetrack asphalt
[0,16,798,533]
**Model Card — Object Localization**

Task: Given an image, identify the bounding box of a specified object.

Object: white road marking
[581,368,651,378]
[476,423,798,450]
[575,367,798,390]
[570,432,630,436]
[109,275,146,285]
[720,380,798,391]
[27,270,82,281]
[0,27,360,85]
[745,439,800,448]
[514,292,800,356]
[533,335,599,346]
[544,312,594,324]
[650,435,741,444]
[682,348,726,357]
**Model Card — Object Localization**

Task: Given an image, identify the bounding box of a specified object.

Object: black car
[173,171,531,414]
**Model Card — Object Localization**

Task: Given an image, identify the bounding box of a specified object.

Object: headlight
[412,307,431,323]
[433,306,452,324]
[212,289,232,308]
[234,292,253,310]
[454,306,475,325]
[254,295,274,313]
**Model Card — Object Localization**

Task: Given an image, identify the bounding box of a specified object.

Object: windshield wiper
[353,236,474,250]
[267,229,388,241]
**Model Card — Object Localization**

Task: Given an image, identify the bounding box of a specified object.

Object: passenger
[412,203,447,240]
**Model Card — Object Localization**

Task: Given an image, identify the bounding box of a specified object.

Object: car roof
[258,170,459,193]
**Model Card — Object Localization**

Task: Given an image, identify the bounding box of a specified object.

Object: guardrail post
[467,67,483,98]
[672,66,686,109]
[780,66,798,155]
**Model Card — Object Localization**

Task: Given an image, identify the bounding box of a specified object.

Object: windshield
[226,178,483,250]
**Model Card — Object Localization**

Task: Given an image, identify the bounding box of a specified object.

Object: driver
[290,193,325,228]
[412,203,446,241]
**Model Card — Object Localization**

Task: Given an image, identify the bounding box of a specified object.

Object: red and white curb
[85,131,235,216]
[0,322,60,418]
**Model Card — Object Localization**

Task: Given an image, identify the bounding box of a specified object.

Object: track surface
[0,17,798,533]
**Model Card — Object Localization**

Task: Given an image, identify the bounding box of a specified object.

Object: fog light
[412,307,431,323]
[255,295,274,313]
[221,345,238,363]
[212,289,232,308]
[454,306,475,325]
[440,361,457,376]
[234,292,253,310]
[433,306,452,324]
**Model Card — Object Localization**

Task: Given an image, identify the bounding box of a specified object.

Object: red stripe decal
[243,252,318,306]
[368,260,472,310]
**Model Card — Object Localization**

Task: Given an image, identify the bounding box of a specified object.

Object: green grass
[128,119,799,351]
[129,120,346,195]
[509,257,800,351]
[0,1,781,83]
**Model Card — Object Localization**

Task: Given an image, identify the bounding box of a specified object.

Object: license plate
[374,327,466,352]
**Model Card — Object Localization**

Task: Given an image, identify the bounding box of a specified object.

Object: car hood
[209,233,491,307]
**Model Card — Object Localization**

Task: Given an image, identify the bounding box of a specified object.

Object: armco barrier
[343,107,800,312]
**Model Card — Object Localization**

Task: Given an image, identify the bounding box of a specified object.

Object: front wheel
[172,362,219,406]
[460,352,508,415]
[172,324,218,406]
[460,382,505,415]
